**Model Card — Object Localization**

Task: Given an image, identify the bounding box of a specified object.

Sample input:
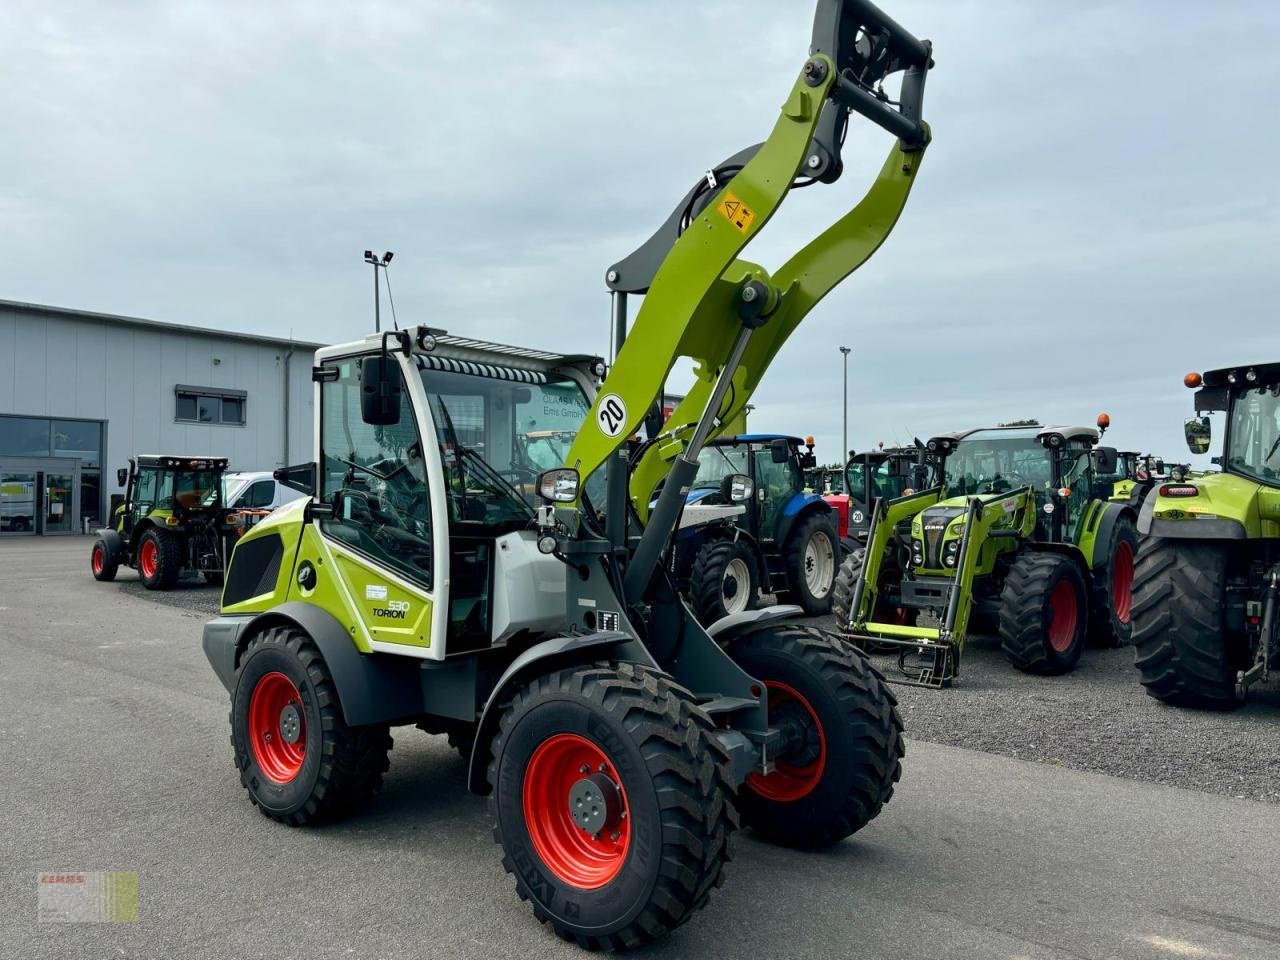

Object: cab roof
[928,424,1100,446]
[1201,362,1280,388]
[712,434,805,445]
[134,455,230,469]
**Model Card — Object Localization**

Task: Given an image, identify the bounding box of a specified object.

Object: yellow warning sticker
[718,191,755,233]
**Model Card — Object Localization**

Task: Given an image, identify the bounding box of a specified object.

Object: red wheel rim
[1111,541,1134,624]
[139,539,158,579]
[92,546,104,574]
[747,680,826,802]
[523,733,630,889]
[1047,581,1079,653]
[248,672,307,784]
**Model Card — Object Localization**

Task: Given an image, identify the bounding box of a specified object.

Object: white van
[221,472,307,512]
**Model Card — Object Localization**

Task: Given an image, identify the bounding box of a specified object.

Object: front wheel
[488,662,736,950]
[727,625,904,847]
[689,538,759,624]
[999,552,1088,675]
[785,513,838,615]
[231,626,392,825]
[90,539,118,581]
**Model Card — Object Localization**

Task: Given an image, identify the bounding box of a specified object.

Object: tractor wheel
[488,661,736,950]
[231,625,393,825]
[1131,538,1242,708]
[203,571,224,586]
[137,529,181,590]
[784,512,839,615]
[1088,515,1138,647]
[727,625,904,847]
[90,539,118,581]
[689,538,759,623]
[999,551,1088,675]
[832,548,910,652]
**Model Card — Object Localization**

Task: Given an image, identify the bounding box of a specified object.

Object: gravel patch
[106,563,1280,805]
[810,611,1280,805]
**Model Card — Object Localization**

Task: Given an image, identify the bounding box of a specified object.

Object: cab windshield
[419,364,592,530]
[1227,381,1280,484]
[944,435,1052,496]
[692,445,750,491]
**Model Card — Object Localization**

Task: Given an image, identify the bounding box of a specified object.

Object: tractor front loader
[834,418,1138,686]
[200,0,934,948]
[1132,365,1280,708]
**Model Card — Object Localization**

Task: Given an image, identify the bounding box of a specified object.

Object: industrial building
[0,299,320,537]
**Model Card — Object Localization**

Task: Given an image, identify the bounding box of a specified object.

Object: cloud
[2,0,1278,466]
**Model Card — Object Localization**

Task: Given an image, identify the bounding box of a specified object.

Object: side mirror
[770,438,790,463]
[360,355,402,426]
[1091,446,1118,476]
[719,473,754,503]
[116,468,128,487]
[537,468,581,503]
[798,451,817,470]
[275,462,317,497]
[1184,417,1211,455]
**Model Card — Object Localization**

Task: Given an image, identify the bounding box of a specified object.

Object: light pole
[363,250,394,332]
[839,346,852,461]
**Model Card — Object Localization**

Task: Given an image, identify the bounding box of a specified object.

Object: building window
[174,386,247,426]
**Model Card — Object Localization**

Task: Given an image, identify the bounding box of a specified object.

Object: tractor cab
[91,455,238,589]
[831,443,938,548]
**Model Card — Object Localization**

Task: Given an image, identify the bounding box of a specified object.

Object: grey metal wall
[0,304,317,503]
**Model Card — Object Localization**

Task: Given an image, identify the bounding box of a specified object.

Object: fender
[202,602,424,727]
[467,631,655,794]
[95,527,126,564]
[705,604,805,640]
[1088,501,1136,571]
[1137,490,1246,540]
[1024,539,1090,578]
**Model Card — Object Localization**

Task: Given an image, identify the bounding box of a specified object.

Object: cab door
[312,355,439,656]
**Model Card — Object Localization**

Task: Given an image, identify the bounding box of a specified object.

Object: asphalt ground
[4,537,1280,959]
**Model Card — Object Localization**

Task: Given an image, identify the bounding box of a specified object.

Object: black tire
[90,538,118,581]
[1131,538,1242,708]
[784,512,839,615]
[203,570,224,586]
[998,551,1088,675]
[727,624,904,847]
[231,625,393,825]
[689,538,759,623]
[1088,514,1138,647]
[831,548,863,625]
[138,528,181,590]
[487,662,736,950]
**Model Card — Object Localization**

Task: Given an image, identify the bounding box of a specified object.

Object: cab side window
[319,358,434,589]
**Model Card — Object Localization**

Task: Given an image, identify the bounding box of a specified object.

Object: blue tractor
[674,434,840,623]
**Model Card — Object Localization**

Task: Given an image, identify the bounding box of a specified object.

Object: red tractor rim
[139,539,158,579]
[523,733,630,889]
[91,545,104,574]
[1111,541,1135,624]
[1047,581,1080,653]
[248,672,307,784]
[747,680,826,802]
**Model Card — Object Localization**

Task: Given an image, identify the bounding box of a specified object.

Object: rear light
[165,516,179,526]
[225,512,243,527]
[1160,484,1198,497]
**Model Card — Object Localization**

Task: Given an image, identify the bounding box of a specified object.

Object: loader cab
[311,332,601,657]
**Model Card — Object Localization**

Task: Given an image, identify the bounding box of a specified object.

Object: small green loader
[833,416,1138,686]
[198,0,935,948]
[91,455,241,589]
[1132,365,1280,707]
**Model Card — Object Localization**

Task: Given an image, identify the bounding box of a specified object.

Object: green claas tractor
[198,1,933,947]
[91,455,240,589]
[833,416,1138,686]
[1132,365,1280,707]
[1106,451,1165,508]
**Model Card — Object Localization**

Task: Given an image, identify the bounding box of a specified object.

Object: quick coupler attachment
[845,629,957,689]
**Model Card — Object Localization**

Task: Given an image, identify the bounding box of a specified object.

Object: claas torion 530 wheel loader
[199,0,934,948]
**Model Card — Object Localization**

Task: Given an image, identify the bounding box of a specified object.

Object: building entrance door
[0,457,80,535]
[0,469,37,535]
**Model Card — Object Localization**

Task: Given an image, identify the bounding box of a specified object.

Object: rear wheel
[785,512,838,615]
[231,626,392,824]
[689,538,759,623]
[999,552,1088,675]
[137,529,181,590]
[90,539,118,581]
[1131,538,1242,708]
[488,662,736,950]
[727,625,904,847]
[1089,514,1138,647]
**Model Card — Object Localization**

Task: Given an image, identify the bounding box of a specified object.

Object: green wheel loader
[1132,365,1280,707]
[91,455,240,589]
[199,0,934,948]
[834,416,1138,686]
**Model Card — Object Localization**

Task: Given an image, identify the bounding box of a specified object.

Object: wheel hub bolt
[279,704,302,745]
[568,773,623,836]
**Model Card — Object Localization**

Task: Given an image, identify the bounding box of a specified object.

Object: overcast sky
[3,1,1278,466]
